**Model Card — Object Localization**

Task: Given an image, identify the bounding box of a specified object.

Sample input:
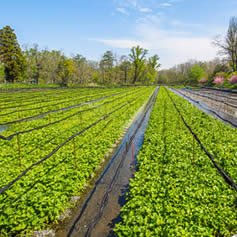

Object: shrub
[213,76,225,85]
[229,75,237,84]
[198,78,208,84]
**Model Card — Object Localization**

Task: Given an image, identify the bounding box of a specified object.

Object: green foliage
[37,50,63,84]
[99,50,115,84]
[0,87,155,235]
[119,55,131,83]
[115,87,237,236]
[23,44,41,84]
[0,25,160,85]
[145,55,161,84]
[188,64,207,83]
[0,63,4,82]
[212,64,229,77]
[57,57,76,86]
[73,54,90,84]
[129,45,148,84]
[0,26,26,83]
[0,83,59,90]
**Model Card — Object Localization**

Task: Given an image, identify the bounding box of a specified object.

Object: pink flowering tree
[198,78,208,84]
[229,75,237,84]
[213,76,225,85]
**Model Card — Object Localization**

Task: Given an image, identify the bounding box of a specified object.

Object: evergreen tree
[0,63,4,82]
[0,25,26,83]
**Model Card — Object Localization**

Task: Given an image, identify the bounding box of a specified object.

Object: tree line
[158,16,237,88]
[0,26,160,86]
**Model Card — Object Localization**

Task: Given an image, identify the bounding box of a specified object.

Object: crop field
[1,1,237,236]
[0,87,155,236]
[174,88,237,127]
[1,86,237,237]
[115,87,237,237]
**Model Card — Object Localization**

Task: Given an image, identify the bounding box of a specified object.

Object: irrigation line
[183,89,237,109]
[84,87,159,237]
[0,87,90,108]
[67,87,159,237]
[0,106,98,141]
[172,89,237,128]
[188,90,237,108]
[0,88,132,115]
[0,91,60,105]
[202,87,237,94]
[0,90,139,141]
[0,95,66,110]
[191,89,237,101]
[0,100,137,195]
[17,95,138,156]
[0,88,74,104]
[0,91,110,116]
[0,91,145,173]
[0,89,143,141]
[0,91,131,126]
[1,97,142,205]
[166,88,237,192]
[0,88,136,112]
[0,88,140,126]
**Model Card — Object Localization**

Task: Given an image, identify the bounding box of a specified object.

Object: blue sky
[1,0,237,68]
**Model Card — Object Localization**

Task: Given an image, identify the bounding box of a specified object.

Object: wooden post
[192,135,195,165]
[72,138,77,169]
[48,113,51,123]
[16,134,21,167]
[132,141,135,165]
[17,110,20,120]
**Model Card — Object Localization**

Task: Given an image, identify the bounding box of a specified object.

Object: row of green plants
[115,86,237,236]
[0,83,60,90]
[0,87,131,122]
[168,88,237,183]
[0,87,146,185]
[0,87,155,236]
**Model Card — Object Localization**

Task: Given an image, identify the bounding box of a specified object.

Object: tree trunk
[132,65,138,84]
[4,67,14,83]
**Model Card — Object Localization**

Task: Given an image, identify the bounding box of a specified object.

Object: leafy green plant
[0,87,155,235]
[115,87,237,237]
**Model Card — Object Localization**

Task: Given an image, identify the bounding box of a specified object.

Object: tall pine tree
[0,25,26,83]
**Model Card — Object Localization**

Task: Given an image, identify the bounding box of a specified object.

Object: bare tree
[213,17,237,71]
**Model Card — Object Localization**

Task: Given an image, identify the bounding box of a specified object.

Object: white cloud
[93,13,219,69]
[160,2,172,7]
[107,0,221,69]
[91,38,148,49]
[157,38,218,69]
[115,0,153,13]
[135,18,218,68]
[92,35,218,69]
[116,7,129,15]
[139,7,152,13]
